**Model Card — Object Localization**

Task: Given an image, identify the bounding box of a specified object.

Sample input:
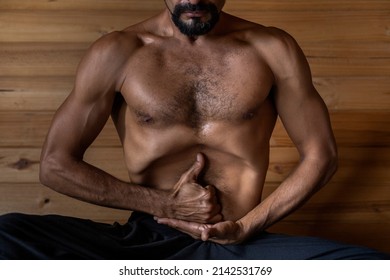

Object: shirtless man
[0,0,387,259]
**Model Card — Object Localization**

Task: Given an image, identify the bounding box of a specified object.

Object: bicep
[44,91,114,159]
[275,84,335,156]
[271,33,336,156]
[42,37,121,160]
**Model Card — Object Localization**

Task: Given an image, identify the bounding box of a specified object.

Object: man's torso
[111,14,278,221]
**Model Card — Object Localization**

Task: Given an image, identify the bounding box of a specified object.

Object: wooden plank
[1,146,389,185]
[267,146,390,183]
[330,111,390,147]
[0,43,85,77]
[272,111,390,147]
[0,76,72,111]
[1,76,389,112]
[225,0,390,12]
[283,201,390,224]
[0,183,130,223]
[308,57,390,77]
[301,42,390,78]
[0,10,156,43]
[313,77,390,111]
[0,111,55,147]
[234,10,390,43]
[0,147,129,184]
[0,111,122,148]
[264,182,390,224]
[303,42,390,61]
[1,0,389,12]
[0,149,42,183]
[0,0,165,11]
[263,181,390,204]
[1,10,389,46]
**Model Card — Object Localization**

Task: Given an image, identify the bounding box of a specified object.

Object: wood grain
[1,0,389,254]
[1,0,389,11]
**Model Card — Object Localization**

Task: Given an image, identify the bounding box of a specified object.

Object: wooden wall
[1,0,389,254]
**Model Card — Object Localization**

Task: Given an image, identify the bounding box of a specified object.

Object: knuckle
[201,207,218,221]
[202,190,213,200]
[202,204,213,215]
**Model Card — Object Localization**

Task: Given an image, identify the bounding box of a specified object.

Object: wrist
[236,214,265,240]
[149,188,173,218]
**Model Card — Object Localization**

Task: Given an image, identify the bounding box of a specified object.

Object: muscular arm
[238,29,338,239]
[39,32,220,222]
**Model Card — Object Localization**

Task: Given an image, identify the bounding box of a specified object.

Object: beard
[170,3,220,37]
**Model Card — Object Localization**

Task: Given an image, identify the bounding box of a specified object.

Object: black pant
[0,212,388,260]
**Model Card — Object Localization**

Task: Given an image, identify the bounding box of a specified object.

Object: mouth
[182,10,208,18]
[171,3,220,37]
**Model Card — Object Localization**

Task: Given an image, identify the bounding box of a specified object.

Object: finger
[201,227,211,241]
[180,153,205,183]
[156,217,198,231]
[201,225,221,241]
[204,185,218,202]
[203,185,222,223]
[156,217,207,237]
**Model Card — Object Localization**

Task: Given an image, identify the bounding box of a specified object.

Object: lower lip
[183,11,206,17]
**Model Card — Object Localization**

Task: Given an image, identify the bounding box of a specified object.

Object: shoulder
[255,26,303,60]
[222,13,295,43]
[72,30,143,93]
[238,23,301,57]
[85,30,143,64]
[234,21,309,80]
[84,17,165,65]
[223,15,311,83]
[76,26,151,82]
[222,13,303,59]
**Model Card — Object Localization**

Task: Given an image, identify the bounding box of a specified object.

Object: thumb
[181,153,205,183]
[201,226,220,241]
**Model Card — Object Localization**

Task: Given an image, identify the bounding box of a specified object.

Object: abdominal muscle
[120,124,270,222]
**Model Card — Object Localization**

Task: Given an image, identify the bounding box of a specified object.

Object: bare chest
[121,45,273,129]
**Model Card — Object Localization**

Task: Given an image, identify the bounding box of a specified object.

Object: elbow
[39,154,55,187]
[39,153,65,188]
[327,149,338,178]
[303,143,338,182]
[320,144,338,182]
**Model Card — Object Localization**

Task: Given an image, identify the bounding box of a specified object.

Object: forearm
[39,156,167,217]
[239,155,337,238]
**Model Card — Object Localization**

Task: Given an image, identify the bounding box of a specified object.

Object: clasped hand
[155,153,246,245]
